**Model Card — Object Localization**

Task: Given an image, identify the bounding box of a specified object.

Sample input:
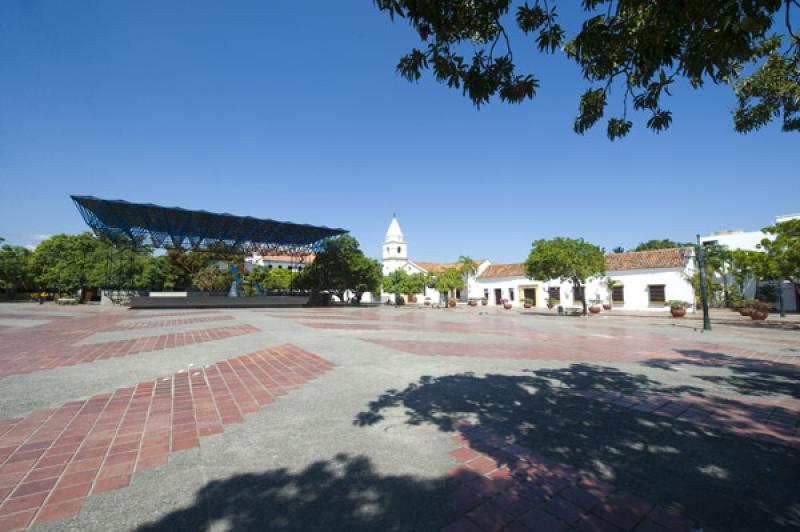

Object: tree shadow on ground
[642,349,800,399]
[355,365,800,532]
[136,453,456,532]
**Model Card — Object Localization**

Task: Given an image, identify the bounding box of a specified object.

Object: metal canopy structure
[71,195,347,256]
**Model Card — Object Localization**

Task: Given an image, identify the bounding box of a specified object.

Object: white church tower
[382,215,408,275]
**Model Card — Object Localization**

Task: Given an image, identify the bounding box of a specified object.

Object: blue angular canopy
[72,195,347,255]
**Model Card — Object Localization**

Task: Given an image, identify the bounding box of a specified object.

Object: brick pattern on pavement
[104,314,234,331]
[0,344,334,530]
[0,320,258,379]
[442,423,700,532]
[359,336,799,367]
[578,389,800,448]
[129,311,223,319]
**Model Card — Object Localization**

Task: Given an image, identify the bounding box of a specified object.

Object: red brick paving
[0,344,333,530]
[0,318,258,378]
[359,336,800,367]
[104,314,234,331]
[577,389,800,448]
[129,310,223,319]
[442,423,698,532]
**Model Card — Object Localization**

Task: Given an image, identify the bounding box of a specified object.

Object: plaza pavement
[0,302,797,531]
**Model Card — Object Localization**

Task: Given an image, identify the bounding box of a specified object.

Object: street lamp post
[696,235,712,331]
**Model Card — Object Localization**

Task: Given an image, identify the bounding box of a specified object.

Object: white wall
[598,269,695,312]
[473,266,695,311]
[699,230,768,252]
[473,276,547,307]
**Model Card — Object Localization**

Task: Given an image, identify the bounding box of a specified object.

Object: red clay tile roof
[413,260,485,273]
[253,254,315,263]
[478,263,527,279]
[604,248,688,271]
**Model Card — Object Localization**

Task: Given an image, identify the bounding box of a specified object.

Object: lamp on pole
[696,235,712,331]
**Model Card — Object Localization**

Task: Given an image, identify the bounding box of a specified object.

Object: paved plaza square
[0,303,798,531]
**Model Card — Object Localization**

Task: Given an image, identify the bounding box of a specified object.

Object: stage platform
[129,294,310,309]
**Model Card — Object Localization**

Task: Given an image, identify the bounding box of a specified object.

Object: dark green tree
[431,267,465,306]
[759,219,800,314]
[525,237,605,315]
[633,239,692,252]
[297,236,382,302]
[374,0,800,138]
[0,240,35,296]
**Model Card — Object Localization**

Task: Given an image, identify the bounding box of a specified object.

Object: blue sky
[1,1,797,262]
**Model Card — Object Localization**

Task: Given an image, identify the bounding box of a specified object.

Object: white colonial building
[379,216,697,312]
[468,248,696,312]
[379,216,489,303]
[379,213,799,312]
[247,253,313,273]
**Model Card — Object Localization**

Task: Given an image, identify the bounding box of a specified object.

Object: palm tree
[457,256,479,302]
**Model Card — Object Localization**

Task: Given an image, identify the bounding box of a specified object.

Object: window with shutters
[648,284,666,304]
[612,286,625,304]
[548,287,560,302]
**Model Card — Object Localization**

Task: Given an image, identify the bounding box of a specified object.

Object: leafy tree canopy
[632,239,692,252]
[456,256,479,277]
[246,266,296,292]
[431,267,464,302]
[192,264,232,292]
[0,241,34,293]
[384,269,428,295]
[297,235,382,301]
[525,237,605,313]
[760,218,800,282]
[375,0,800,139]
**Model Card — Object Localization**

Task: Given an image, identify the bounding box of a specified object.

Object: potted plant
[664,300,689,317]
[424,297,431,306]
[523,298,533,309]
[502,298,512,310]
[481,297,488,306]
[468,298,477,307]
[750,301,771,320]
[739,298,756,316]
[545,294,555,309]
[395,295,405,306]
[448,297,457,308]
[589,298,602,314]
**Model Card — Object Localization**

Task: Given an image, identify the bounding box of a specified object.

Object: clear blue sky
[1,1,797,262]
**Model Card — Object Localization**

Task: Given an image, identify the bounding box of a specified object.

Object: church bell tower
[382,215,408,275]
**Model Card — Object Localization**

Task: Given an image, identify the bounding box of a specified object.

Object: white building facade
[471,248,696,312]
[379,216,696,311]
[379,213,800,312]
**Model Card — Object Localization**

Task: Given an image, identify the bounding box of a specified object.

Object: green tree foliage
[525,237,605,314]
[431,267,465,305]
[30,233,104,294]
[246,266,296,292]
[374,0,800,138]
[20,233,190,295]
[456,256,479,277]
[297,236,382,302]
[0,240,35,294]
[383,270,427,297]
[728,249,762,301]
[192,264,233,292]
[760,219,800,283]
[633,239,692,252]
